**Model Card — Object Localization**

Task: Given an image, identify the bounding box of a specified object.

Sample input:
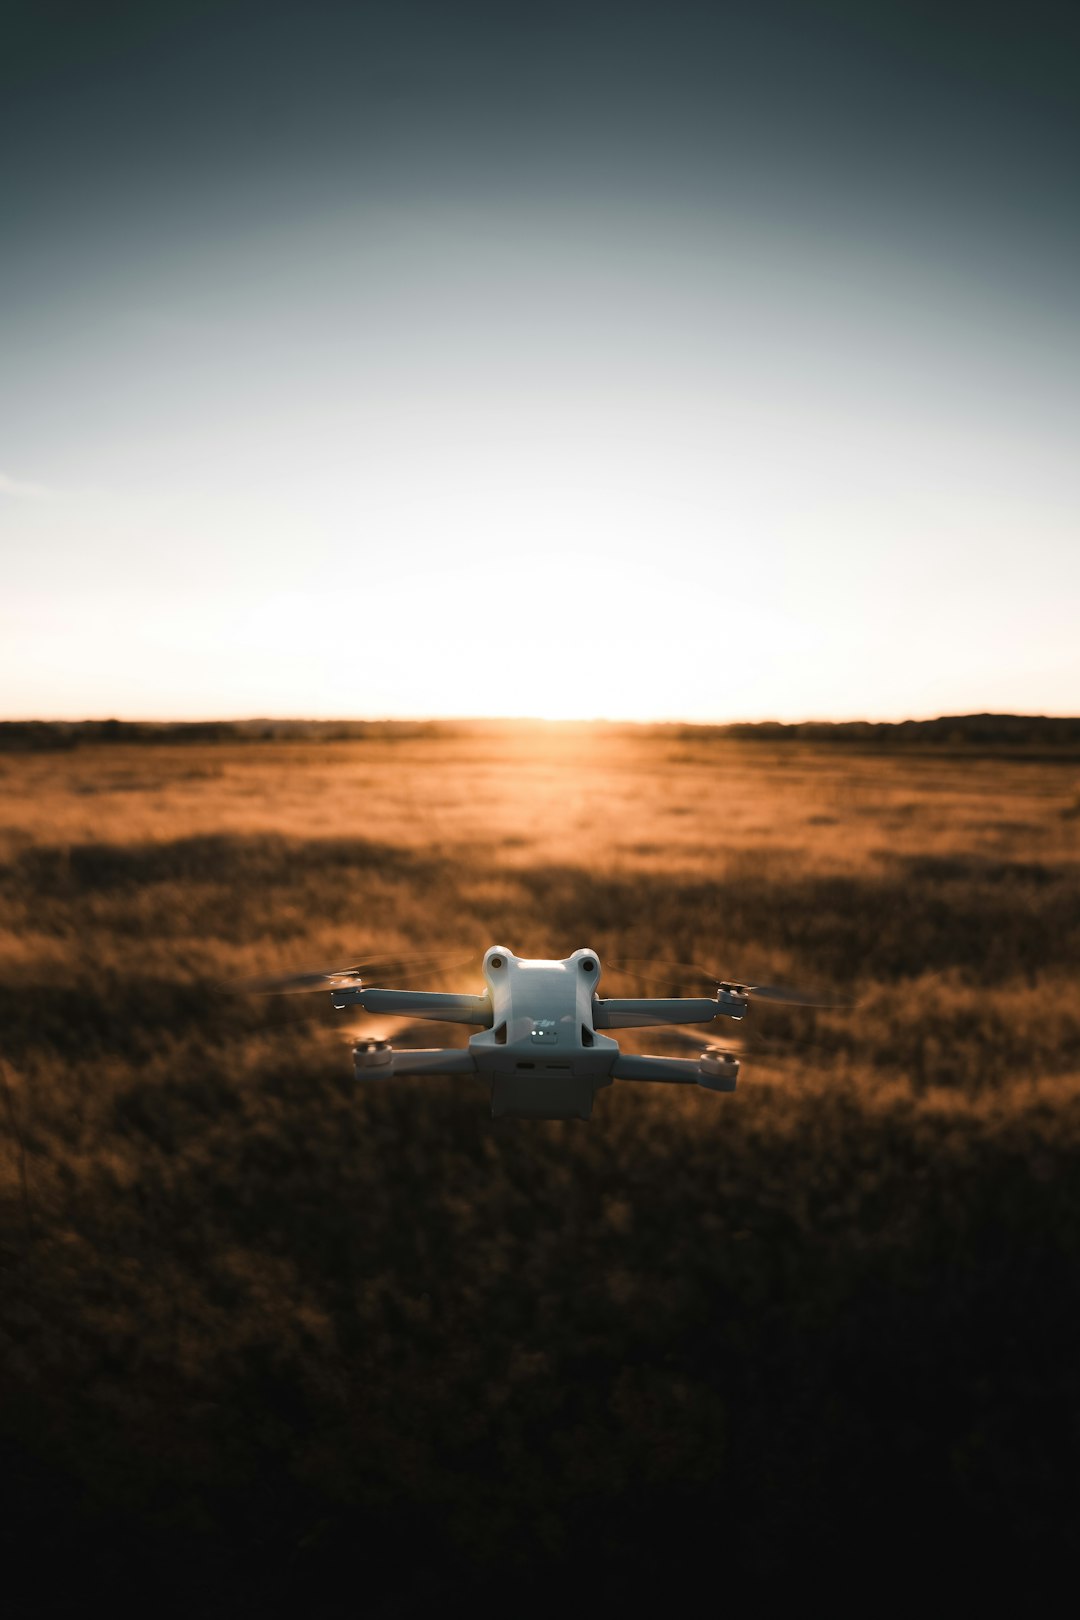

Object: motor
[353,1038,394,1080]
[697,1047,739,1093]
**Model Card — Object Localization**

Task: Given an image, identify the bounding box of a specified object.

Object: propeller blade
[334,1017,451,1049]
[606,957,710,992]
[231,967,363,996]
[651,1027,750,1057]
[350,951,479,987]
[727,981,850,1009]
[228,949,477,996]
[607,957,849,1008]
[639,1025,779,1056]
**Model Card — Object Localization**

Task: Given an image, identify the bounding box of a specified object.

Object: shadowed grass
[1,729,1078,1611]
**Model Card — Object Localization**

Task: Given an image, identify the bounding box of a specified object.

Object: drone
[238,945,844,1120]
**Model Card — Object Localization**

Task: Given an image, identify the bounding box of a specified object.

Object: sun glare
[306,550,806,724]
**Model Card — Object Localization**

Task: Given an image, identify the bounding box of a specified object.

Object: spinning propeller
[332,1018,457,1050]
[643,1025,783,1061]
[229,949,475,996]
[607,957,849,1008]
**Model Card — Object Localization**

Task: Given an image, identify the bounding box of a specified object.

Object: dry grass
[1,728,1078,1612]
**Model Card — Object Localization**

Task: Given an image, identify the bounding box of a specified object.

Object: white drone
[241,946,842,1120]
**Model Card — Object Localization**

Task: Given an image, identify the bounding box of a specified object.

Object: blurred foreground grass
[1,728,1078,1611]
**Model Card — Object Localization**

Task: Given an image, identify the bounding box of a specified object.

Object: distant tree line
[1,713,1078,752]
[704,713,1080,751]
[0,718,452,750]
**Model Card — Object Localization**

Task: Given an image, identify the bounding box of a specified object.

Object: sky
[2,0,1078,722]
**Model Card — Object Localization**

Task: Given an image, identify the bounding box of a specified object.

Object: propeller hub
[698,1046,739,1092]
[353,1038,393,1072]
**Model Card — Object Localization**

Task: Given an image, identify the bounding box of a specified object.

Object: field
[2,725,1079,1611]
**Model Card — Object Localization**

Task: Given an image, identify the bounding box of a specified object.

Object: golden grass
[1,727,1078,1608]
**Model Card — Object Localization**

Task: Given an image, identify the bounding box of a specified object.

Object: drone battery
[490,1072,601,1120]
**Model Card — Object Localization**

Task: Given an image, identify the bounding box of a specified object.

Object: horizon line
[3,711,1078,729]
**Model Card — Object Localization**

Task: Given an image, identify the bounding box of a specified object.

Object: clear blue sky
[2,1,1078,720]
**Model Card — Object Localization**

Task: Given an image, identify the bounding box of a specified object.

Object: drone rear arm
[330,988,491,1024]
[611,1053,700,1083]
[594,996,736,1029]
[612,1052,738,1093]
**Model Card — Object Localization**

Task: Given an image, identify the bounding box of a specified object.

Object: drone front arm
[386,1048,480,1076]
[330,988,491,1024]
[594,996,737,1029]
[612,1052,738,1093]
[611,1053,700,1084]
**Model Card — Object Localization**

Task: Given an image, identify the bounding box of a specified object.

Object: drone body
[330,945,747,1120]
[237,941,841,1120]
